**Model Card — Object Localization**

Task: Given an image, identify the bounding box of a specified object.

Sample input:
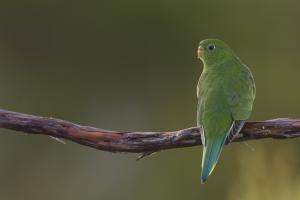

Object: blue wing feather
[224,120,245,145]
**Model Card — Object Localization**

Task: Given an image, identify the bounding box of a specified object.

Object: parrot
[197,39,255,184]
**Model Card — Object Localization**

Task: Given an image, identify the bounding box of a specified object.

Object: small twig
[47,135,66,145]
[136,150,162,161]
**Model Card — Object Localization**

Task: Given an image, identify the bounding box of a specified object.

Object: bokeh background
[0,1,300,200]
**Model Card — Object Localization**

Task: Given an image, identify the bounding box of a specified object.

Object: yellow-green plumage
[197,39,255,183]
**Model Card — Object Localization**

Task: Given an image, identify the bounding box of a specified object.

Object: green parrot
[197,39,255,184]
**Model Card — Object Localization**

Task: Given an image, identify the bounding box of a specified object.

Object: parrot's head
[197,39,236,66]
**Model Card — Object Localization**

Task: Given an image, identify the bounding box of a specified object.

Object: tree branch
[0,109,300,155]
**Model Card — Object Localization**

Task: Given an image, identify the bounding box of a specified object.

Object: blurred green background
[0,1,300,200]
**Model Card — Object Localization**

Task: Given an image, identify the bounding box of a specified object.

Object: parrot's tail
[201,135,227,184]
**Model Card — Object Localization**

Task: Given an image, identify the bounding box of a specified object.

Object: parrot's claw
[169,128,195,142]
[136,128,198,161]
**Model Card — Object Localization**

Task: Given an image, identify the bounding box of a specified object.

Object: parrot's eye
[208,45,215,51]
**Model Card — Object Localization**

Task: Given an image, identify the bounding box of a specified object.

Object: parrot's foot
[136,127,199,161]
[168,128,195,142]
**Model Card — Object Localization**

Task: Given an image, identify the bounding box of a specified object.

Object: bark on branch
[0,109,300,156]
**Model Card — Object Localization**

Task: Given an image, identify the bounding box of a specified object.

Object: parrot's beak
[197,46,202,59]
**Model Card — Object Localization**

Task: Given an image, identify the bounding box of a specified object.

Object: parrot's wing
[224,120,245,145]
[227,73,255,119]
[225,65,255,145]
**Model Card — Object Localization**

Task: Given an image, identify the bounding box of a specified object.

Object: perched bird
[197,39,255,183]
